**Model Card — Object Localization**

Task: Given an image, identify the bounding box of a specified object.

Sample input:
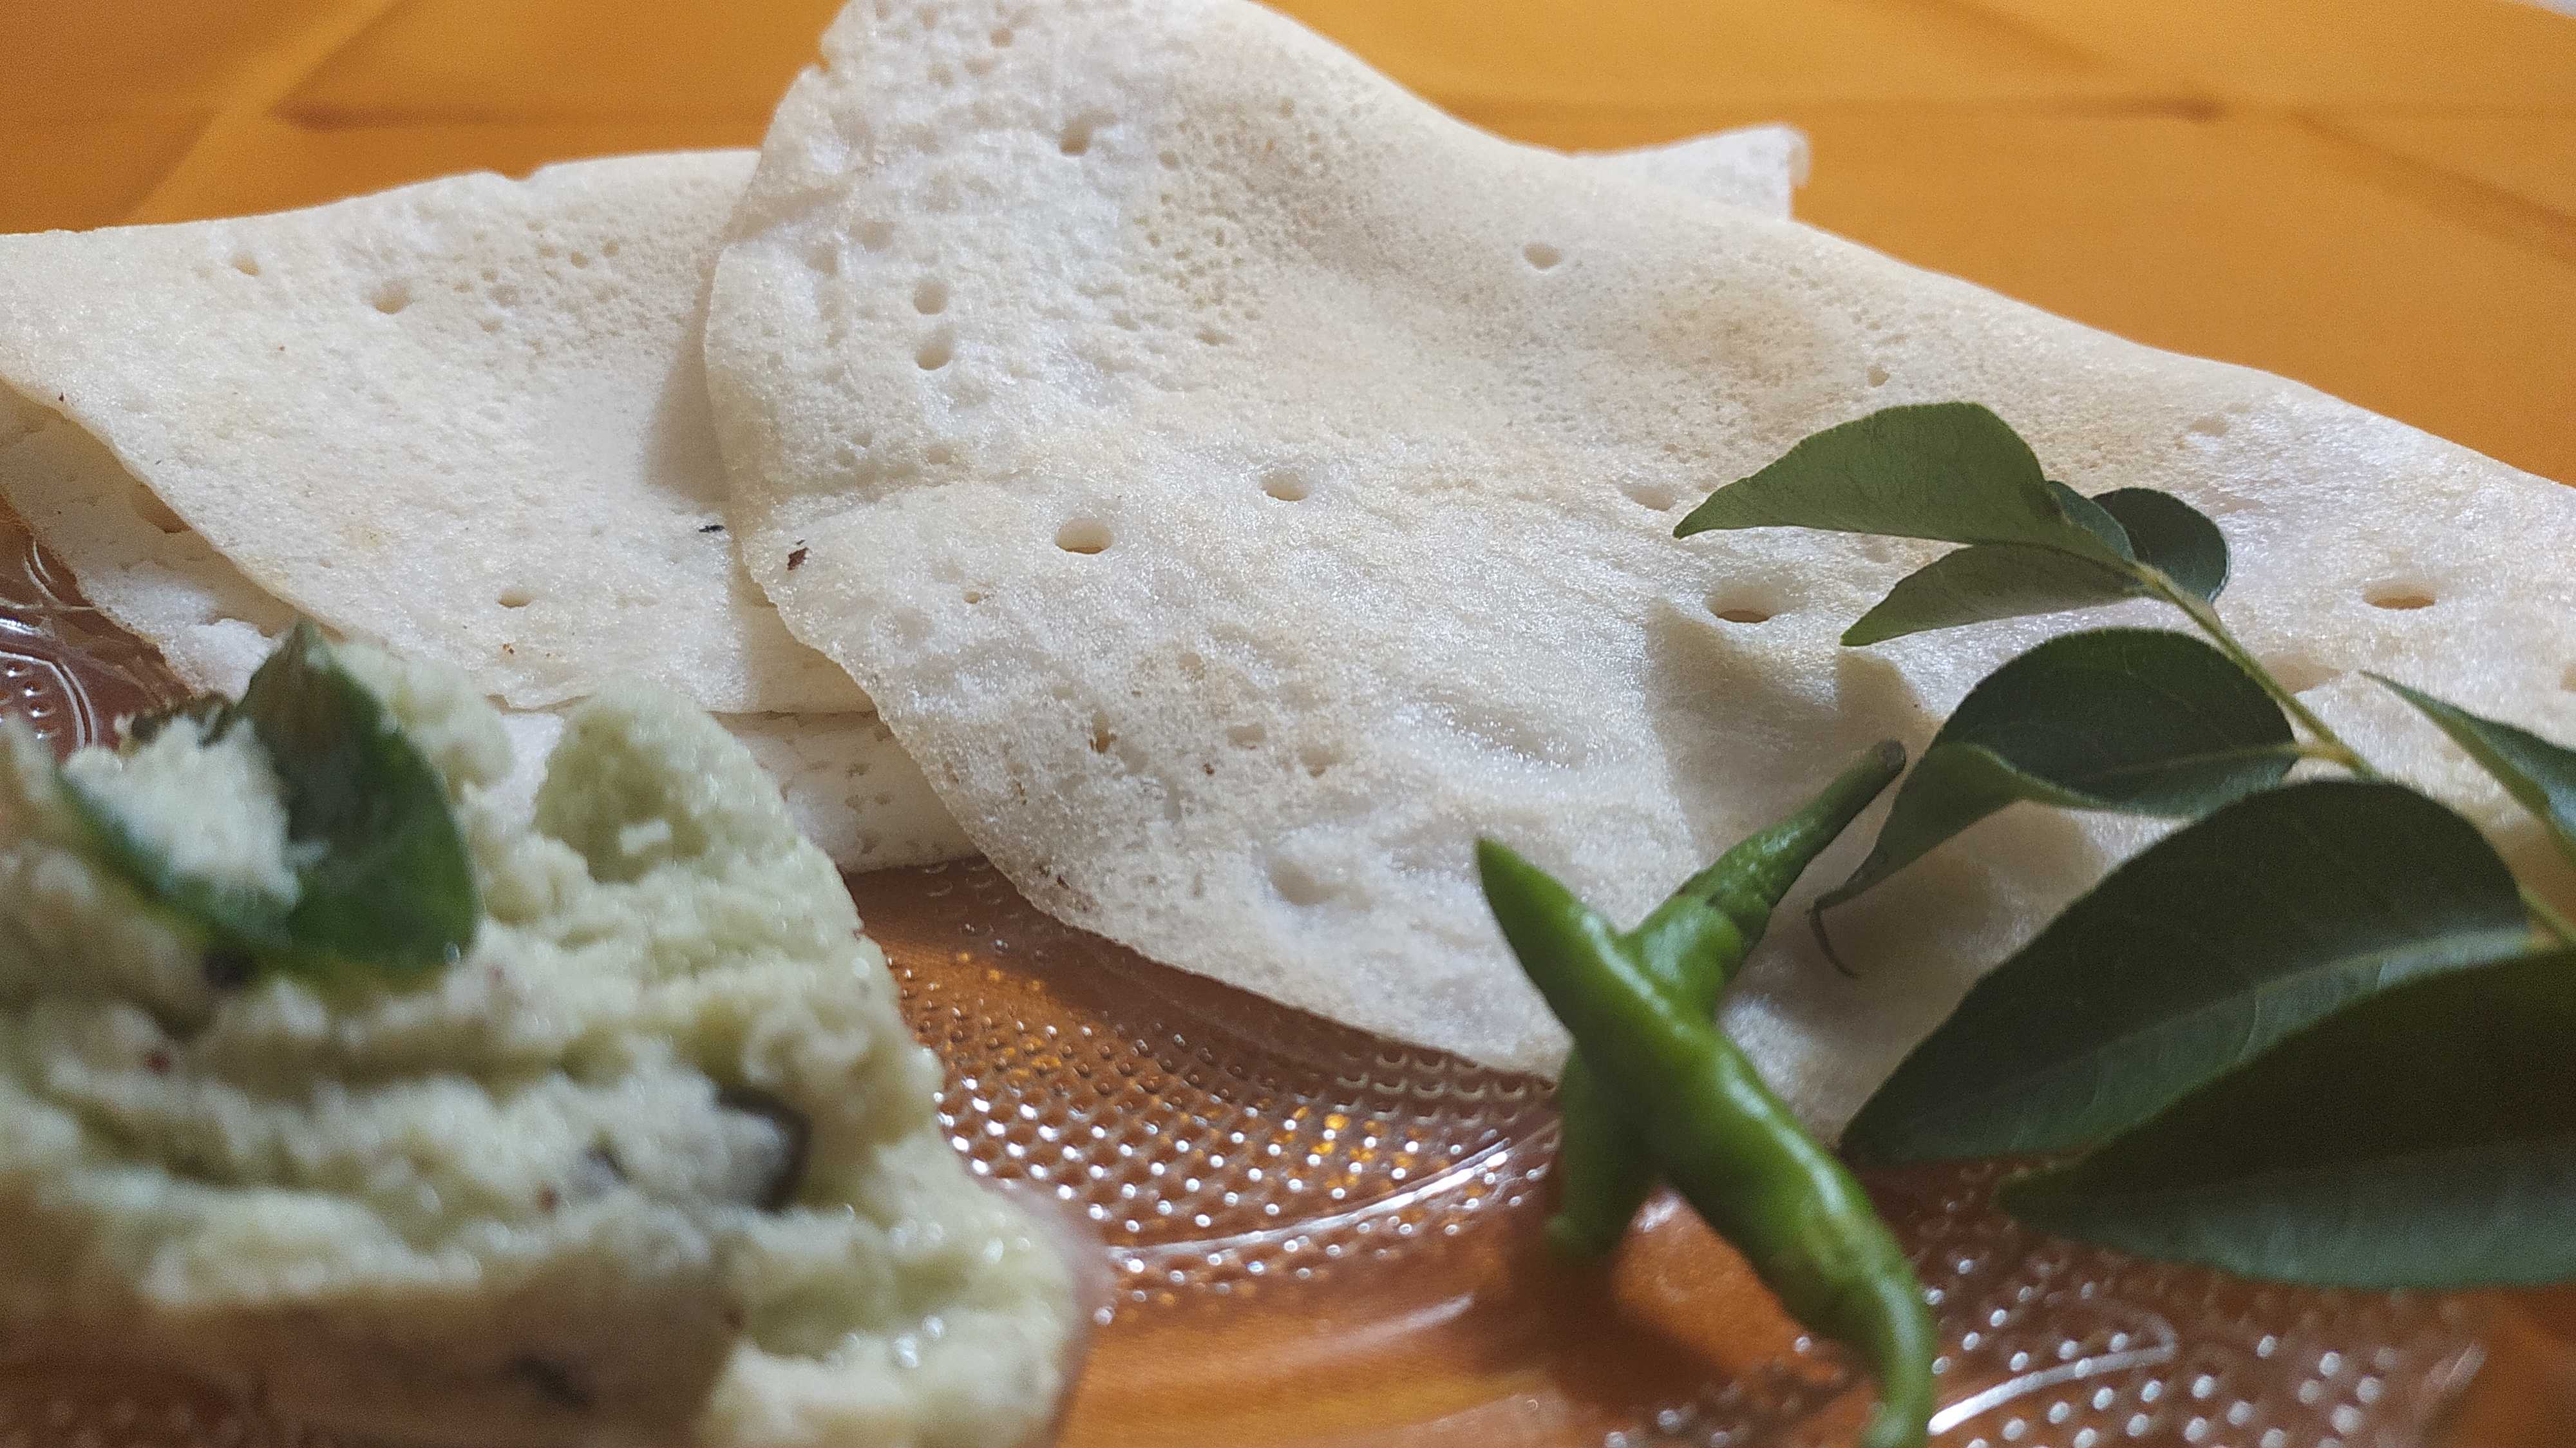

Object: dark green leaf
[1841,488,2226,647]
[1820,629,2297,909]
[59,771,296,950]
[1675,403,2130,567]
[2002,950,2576,1288]
[62,627,479,979]
[235,622,478,974]
[2094,488,2227,603]
[1843,780,2538,1166]
[2048,482,2135,559]
[1842,546,2136,647]
[2372,674,2576,873]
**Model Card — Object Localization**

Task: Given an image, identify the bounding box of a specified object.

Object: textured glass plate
[0,502,2554,1448]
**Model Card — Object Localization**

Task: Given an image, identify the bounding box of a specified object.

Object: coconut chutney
[0,640,1077,1447]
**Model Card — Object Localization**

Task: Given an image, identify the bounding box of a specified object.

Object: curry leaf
[1842,546,2131,648]
[1842,779,2538,1166]
[235,622,478,974]
[1841,488,2226,646]
[2372,674,2576,873]
[1818,629,2296,910]
[1676,403,2131,567]
[2094,488,2228,602]
[2002,950,2576,1288]
[2045,482,2139,560]
[66,625,479,975]
[59,769,296,951]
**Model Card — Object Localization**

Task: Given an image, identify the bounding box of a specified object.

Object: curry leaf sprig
[61,621,478,980]
[1809,627,2301,957]
[1678,401,2576,1288]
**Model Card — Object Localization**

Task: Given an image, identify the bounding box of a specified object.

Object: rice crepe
[705,0,2576,1129]
[0,131,1796,707]
[0,152,861,714]
[0,392,967,868]
[0,393,300,693]
[0,136,1800,870]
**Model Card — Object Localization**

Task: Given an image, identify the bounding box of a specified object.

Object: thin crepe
[707,0,2576,1130]
[0,130,1796,709]
[0,137,1801,870]
[0,391,967,869]
[0,152,861,714]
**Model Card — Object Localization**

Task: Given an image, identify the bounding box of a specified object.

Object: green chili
[1549,742,1908,1258]
[1481,839,1934,1448]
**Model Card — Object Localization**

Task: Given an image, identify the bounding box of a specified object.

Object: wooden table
[5,1,2573,1440]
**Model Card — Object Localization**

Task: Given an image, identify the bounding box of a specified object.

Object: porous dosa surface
[0,133,1794,875]
[0,390,970,870]
[706,0,2576,1128]
[0,152,864,714]
[0,392,298,694]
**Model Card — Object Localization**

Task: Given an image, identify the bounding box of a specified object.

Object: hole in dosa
[1707,593,1776,625]
[1057,519,1113,555]
[1061,113,1112,156]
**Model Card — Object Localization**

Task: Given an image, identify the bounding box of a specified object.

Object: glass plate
[0,502,2561,1448]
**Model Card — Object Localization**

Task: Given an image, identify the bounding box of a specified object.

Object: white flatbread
[706,0,2576,1130]
[0,152,864,714]
[0,392,297,692]
[0,133,1803,866]
[1585,126,1808,218]
[0,122,1795,712]
[0,133,1801,872]
[0,390,971,870]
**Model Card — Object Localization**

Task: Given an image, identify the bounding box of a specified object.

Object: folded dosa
[0,153,860,714]
[706,0,2576,1130]
[0,134,1802,870]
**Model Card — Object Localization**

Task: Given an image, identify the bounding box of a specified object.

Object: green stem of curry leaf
[2523,890,2576,948]
[2138,569,2374,777]
[2139,569,2576,948]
